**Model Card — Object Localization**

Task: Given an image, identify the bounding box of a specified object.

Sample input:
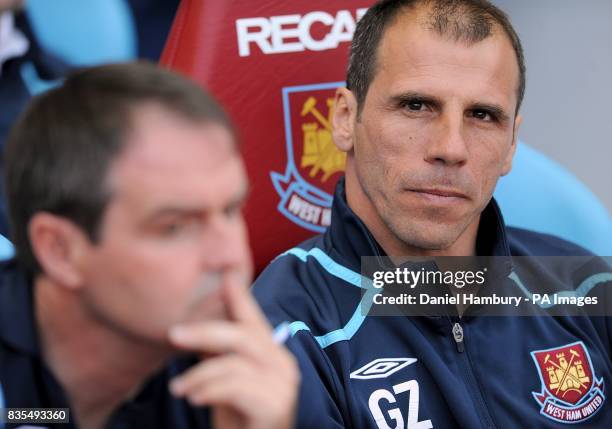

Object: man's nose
[200,213,251,275]
[424,113,469,167]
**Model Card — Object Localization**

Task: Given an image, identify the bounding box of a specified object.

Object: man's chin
[392,226,465,255]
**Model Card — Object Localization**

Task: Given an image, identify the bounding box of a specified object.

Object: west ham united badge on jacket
[531,341,605,424]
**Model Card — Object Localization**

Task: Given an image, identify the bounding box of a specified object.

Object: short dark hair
[4,61,234,274]
[347,0,526,115]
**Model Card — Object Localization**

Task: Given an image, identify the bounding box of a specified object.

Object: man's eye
[224,205,242,220]
[156,219,200,237]
[470,110,493,121]
[159,223,184,236]
[403,101,425,111]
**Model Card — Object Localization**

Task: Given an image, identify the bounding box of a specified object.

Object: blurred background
[493,0,612,214]
[0,0,179,242]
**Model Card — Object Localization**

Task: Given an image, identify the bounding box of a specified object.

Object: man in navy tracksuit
[253,0,612,427]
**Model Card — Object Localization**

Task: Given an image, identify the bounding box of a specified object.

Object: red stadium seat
[161,1,371,273]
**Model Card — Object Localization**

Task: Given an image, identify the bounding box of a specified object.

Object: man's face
[340,11,521,255]
[76,104,251,346]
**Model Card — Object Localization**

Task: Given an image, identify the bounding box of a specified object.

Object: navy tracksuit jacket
[253,180,612,428]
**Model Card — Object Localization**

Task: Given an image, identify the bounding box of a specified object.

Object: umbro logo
[350,357,417,380]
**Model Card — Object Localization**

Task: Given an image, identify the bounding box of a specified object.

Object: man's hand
[168,277,299,429]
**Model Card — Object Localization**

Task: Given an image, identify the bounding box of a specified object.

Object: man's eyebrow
[389,91,443,108]
[144,184,250,222]
[143,208,201,223]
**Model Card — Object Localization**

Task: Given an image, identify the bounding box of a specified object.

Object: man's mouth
[406,188,469,204]
[411,188,468,198]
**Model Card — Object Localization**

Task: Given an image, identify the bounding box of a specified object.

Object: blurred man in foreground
[0,62,298,429]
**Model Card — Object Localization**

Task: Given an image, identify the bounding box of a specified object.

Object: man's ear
[28,213,90,289]
[332,87,358,152]
[501,114,522,176]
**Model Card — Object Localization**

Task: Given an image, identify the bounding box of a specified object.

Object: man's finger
[183,375,278,416]
[188,374,297,429]
[222,273,271,333]
[170,355,253,399]
[168,321,268,361]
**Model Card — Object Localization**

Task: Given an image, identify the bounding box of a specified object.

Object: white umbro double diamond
[350,358,417,380]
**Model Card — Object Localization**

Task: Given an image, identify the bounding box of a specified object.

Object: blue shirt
[253,179,612,428]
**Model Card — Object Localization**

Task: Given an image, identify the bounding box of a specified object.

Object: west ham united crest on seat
[271,82,347,233]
